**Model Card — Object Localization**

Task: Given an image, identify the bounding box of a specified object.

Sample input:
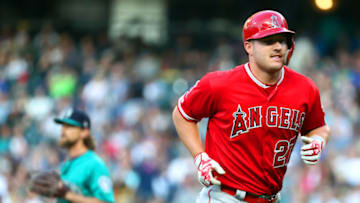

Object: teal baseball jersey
[58,150,115,203]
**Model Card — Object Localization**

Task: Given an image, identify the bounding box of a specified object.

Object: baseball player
[29,108,115,203]
[172,10,330,203]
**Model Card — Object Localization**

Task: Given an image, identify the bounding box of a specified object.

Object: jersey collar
[244,63,285,89]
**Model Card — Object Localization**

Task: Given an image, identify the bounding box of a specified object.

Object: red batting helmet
[243,10,295,65]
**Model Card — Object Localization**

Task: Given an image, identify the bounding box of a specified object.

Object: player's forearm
[65,191,109,203]
[305,125,330,143]
[172,106,204,157]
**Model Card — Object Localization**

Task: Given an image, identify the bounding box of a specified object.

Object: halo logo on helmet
[271,15,280,28]
[243,10,296,65]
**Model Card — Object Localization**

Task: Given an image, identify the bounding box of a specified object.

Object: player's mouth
[270,54,282,62]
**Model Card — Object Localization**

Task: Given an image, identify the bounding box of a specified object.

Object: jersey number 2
[273,136,297,168]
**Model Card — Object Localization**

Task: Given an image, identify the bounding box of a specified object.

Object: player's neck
[68,141,88,158]
[248,61,282,85]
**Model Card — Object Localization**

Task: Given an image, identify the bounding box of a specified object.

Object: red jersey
[177,63,325,195]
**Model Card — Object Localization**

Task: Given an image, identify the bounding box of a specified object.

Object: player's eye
[260,38,287,45]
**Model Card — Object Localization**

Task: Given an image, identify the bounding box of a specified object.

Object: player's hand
[194,152,225,186]
[300,136,325,165]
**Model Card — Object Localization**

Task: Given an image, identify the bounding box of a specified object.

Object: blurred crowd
[0,21,360,203]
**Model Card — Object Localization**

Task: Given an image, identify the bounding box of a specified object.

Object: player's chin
[267,63,283,73]
[271,59,284,67]
[267,59,283,68]
[58,139,67,147]
[58,138,72,148]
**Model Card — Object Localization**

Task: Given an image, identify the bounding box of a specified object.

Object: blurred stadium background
[0,0,359,202]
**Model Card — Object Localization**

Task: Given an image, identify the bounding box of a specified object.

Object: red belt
[220,185,278,203]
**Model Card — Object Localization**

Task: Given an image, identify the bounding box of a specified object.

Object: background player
[172,10,330,203]
[29,108,115,203]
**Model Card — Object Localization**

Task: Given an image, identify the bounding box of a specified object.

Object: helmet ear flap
[286,36,293,49]
[284,37,295,65]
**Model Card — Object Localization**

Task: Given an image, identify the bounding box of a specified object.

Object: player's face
[59,124,82,149]
[246,34,289,73]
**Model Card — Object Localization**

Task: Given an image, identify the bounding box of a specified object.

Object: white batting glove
[194,152,225,186]
[300,136,325,165]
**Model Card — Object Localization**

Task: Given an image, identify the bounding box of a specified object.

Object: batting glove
[300,136,325,165]
[194,152,225,186]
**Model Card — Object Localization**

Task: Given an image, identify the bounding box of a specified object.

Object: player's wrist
[64,190,74,200]
[194,152,208,168]
[194,151,206,159]
[311,135,325,144]
[57,181,70,198]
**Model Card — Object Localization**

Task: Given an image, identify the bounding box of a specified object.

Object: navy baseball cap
[54,108,91,129]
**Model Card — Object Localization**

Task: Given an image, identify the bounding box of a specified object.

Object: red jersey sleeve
[300,82,326,135]
[177,73,217,122]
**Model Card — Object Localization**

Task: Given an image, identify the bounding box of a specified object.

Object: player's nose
[274,40,282,46]
[273,41,283,51]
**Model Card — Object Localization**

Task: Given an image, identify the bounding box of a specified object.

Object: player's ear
[244,41,252,55]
